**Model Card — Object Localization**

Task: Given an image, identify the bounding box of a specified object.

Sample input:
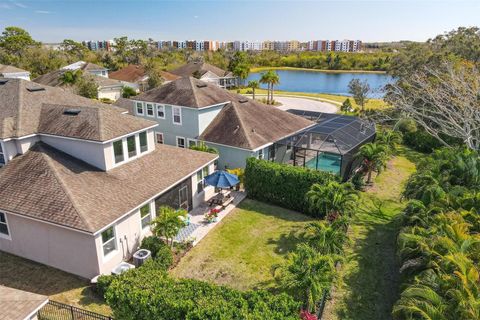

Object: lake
[246,69,393,98]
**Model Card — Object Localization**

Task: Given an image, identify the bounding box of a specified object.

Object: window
[136,102,144,115]
[258,148,264,160]
[113,140,124,164]
[176,137,185,148]
[140,204,151,229]
[172,107,182,125]
[203,166,209,178]
[0,212,9,238]
[156,105,165,119]
[0,142,4,166]
[196,170,204,193]
[146,103,154,117]
[139,132,148,153]
[127,135,137,158]
[156,132,164,144]
[188,139,197,148]
[101,227,116,256]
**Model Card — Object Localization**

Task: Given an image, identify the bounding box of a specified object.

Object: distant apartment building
[307,39,362,52]
[82,40,114,51]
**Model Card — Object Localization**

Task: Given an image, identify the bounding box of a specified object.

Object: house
[109,65,180,92]
[0,286,49,320]
[0,64,31,81]
[126,77,313,169]
[170,61,237,89]
[61,61,109,78]
[33,67,124,101]
[0,78,217,279]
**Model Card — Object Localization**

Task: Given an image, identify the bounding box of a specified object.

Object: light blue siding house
[129,77,313,170]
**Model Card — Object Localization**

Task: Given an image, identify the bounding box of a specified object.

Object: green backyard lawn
[172,199,313,291]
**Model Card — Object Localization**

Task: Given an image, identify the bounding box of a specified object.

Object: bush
[105,267,301,320]
[245,158,335,214]
[96,274,115,298]
[140,236,173,270]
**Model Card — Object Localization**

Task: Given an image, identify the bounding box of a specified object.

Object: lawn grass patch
[171,199,313,291]
[0,251,111,316]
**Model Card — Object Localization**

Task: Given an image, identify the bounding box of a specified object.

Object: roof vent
[252,128,256,133]
[63,109,81,116]
[238,98,249,103]
[0,79,8,85]
[196,83,207,88]
[26,87,46,92]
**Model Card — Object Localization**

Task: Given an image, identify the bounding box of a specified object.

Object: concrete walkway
[246,94,338,113]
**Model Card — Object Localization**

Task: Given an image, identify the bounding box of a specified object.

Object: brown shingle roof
[0,64,29,75]
[33,71,122,88]
[0,78,155,140]
[0,286,48,320]
[199,98,314,150]
[109,65,180,83]
[170,62,230,78]
[0,142,217,233]
[134,77,232,108]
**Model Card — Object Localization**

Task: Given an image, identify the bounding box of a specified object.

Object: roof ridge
[39,144,93,232]
[230,102,255,148]
[189,77,200,107]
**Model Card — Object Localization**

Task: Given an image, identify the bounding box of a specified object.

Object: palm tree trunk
[367,169,373,184]
[271,85,274,104]
[269,82,273,104]
[252,88,255,100]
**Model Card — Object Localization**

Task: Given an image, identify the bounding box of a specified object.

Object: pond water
[246,69,393,98]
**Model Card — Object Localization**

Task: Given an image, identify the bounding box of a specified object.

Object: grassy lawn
[0,251,111,316]
[250,67,387,74]
[323,149,419,320]
[234,88,390,111]
[172,199,313,291]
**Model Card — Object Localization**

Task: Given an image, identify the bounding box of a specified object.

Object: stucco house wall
[98,86,122,101]
[205,142,255,170]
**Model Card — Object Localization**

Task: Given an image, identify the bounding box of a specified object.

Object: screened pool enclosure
[271,112,376,180]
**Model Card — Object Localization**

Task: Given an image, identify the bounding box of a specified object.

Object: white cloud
[35,10,52,14]
[11,1,27,8]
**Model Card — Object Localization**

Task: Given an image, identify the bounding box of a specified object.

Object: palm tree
[392,284,449,320]
[302,221,348,255]
[269,71,280,104]
[355,143,389,185]
[306,181,358,219]
[150,206,187,247]
[259,70,280,104]
[376,130,402,155]
[273,243,337,313]
[247,80,260,100]
[259,71,272,103]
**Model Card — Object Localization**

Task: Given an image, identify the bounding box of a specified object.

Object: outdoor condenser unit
[133,249,151,267]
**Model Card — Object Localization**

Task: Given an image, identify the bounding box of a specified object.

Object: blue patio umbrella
[204,170,240,188]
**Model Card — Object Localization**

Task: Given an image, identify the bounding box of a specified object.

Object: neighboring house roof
[199,97,314,150]
[0,142,217,233]
[0,286,48,320]
[33,70,123,89]
[134,77,233,108]
[0,64,29,75]
[109,65,180,83]
[170,61,231,78]
[113,97,135,114]
[0,78,155,140]
[62,61,107,72]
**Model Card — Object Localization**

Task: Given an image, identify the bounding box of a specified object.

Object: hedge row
[245,158,335,215]
[105,266,301,320]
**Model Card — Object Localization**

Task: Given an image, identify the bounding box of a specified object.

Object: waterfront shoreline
[250,66,387,74]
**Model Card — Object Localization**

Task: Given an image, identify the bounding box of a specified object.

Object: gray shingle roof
[0,286,48,320]
[170,61,230,78]
[33,71,123,88]
[0,78,155,140]
[0,64,29,75]
[0,142,217,233]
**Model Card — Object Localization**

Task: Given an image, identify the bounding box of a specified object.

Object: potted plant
[204,208,220,223]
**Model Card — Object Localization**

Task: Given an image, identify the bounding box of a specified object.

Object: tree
[189,141,219,154]
[260,70,280,104]
[122,86,137,98]
[386,62,480,150]
[341,98,353,113]
[348,78,370,112]
[274,244,337,313]
[60,70,82,85]
[376,130,402,155]
[392,285,449,320]
[150,206,187,247]
[75,76,98,99]
[0,26,38,56]
[306,181,358,220]
[355,143,389,184]
[233,63,250,86]
[60,39,87,60]
[302,221,348,255]
[247,80,260,100]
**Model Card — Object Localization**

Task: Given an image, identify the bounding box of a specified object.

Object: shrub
[140,236,173,270]
[105,267,301,320]
[245,158,335,215]
[96,274,115,298]
[122,86,137,98]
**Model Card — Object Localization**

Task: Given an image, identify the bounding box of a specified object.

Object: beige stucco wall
[98,87,122,101]
[0,213,99,279]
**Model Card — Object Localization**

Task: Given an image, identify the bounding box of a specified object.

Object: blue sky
[0,0,479,43]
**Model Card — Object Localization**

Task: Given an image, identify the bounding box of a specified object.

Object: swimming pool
[305,153,341,174]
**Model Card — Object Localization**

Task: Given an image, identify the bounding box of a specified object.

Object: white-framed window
[176,136,186,148]
[196,166,210,193]
[140,203,152,230]
[0,212,10,239]
[136,102,144,115]
[113,139,124,164]
[127,135,137,158]
[156,132,164,144]
[146,103,154,117]
[139,131,148,153]
[101,226,116,256]
[258,148,264,160]
[172,106,182,125]
[188,139,197,148]
[156,105,165,119]
[0,142,5,166]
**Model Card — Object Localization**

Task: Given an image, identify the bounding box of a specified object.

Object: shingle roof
[0,142,218,233]
[33,71,123,88]
[0,78,155,140]
[0,286,48,320]
[109,65,180,83]
[170,61,231,78]
[0,64,29,75]
[199,97,314,150]
[134,77,233,108]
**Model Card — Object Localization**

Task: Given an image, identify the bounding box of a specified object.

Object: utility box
[133,249,152,267]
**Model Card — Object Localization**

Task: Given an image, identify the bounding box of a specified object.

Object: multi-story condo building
[0,78,217,279]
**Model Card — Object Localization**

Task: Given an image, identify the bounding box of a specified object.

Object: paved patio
[174,191,246,246]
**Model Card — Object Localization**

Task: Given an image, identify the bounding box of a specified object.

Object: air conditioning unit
[111,262,135,275]
[133,249,151,267]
